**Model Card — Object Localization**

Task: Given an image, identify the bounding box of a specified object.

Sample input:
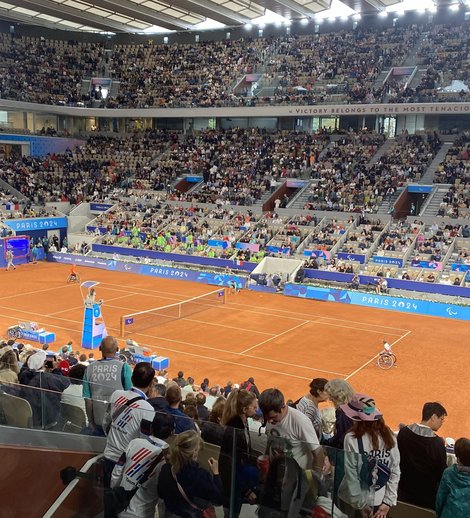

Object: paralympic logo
[446,307,458,316]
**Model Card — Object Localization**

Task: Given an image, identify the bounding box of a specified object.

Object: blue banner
[48,253,247,289]
[372,256,404,267]
[410,259,442,270]
[284,283,470,321]
[186,176,203,183]
[303,250,331,260]
[266,246,291,255]
[90,203,113,212]
[286,180,307,188]
[208,239,228,249]
[92,244,257,272]
[4,217,68,232]
[337,252,366,264]
[451,264,470,272]
[407,185,433,193]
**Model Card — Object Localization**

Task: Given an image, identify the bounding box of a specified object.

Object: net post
[120,317,125,337]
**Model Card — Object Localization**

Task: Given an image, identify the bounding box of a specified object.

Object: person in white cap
[19,350,70,427]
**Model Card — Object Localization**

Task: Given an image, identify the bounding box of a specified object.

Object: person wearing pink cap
[338,394,400,518]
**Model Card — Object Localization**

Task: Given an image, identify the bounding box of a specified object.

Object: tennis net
[120,288,226,337]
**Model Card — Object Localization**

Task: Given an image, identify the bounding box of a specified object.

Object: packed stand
[435,134,470,218]
[0,130,177,204]
[164,128,329,206]
[107,38,268,109]
[304,131,387,212]
[259,26,419,104]
[0,33,103,106]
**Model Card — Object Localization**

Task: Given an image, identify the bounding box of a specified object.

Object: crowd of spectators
[270,25,420,104]
[302,130,440,213]
[0,130,177,204]
[1,337,467,518]
[0,22,469,109]
[4,22,470,109]
[435,134,470,218]
[163,128,329,206]
[0,33,103,106]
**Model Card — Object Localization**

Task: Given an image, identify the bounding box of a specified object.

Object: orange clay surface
[1,261,468,438]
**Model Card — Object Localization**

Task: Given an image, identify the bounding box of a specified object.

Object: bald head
[100,336,118,357]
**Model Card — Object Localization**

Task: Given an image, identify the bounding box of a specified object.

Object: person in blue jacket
[436,437,470,518]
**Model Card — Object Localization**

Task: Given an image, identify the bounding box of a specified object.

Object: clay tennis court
[1,261,468,438]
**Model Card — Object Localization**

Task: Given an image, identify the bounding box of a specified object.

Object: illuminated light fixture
[257,21,265,28]
[449,3,459,11]
[300,18,308,25]
[284,19,291,26]
[396,9,405,16]
[328,15,336,21]
[353,13,361,20]
[379,11,388,17]
[274,21,281,27]
[245,23,252,30]
[340,15,348,21]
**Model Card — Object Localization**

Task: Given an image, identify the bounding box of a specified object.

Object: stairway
[374,69,391,89]
[408,67,428,89]
[420,138,458,184]
[420,184,452,217]
[81,79,91,96]
[368,138,396,166]
[285,181,315,209]
[403,31,428,67]
[289,180,318,210]
[376,187,404,216]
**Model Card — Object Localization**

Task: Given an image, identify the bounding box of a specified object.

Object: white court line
[128,329,346,376]
[240,320,311,354]
[344,330,412,381]
[104,304,277,336]
[108,300,405,339]
[100,281,409,332]
[46,294,136,317]
[229,300,411,332]
[0,308,319,381]
[0,283,75,301]
[0,304,344,377]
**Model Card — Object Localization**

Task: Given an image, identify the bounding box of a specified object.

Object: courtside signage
[284,283,470,321]
[4,217,68,231]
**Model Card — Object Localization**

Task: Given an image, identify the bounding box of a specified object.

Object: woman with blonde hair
[322,378,355,449]
[157,430,223,517]
[0,346,20,383]
[219,388,258,517]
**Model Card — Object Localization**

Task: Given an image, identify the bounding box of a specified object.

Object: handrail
[42,454,103,518]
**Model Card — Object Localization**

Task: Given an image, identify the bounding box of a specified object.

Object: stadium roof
[0,0,460,34]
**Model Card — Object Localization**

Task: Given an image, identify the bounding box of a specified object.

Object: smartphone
[45,360,54,369]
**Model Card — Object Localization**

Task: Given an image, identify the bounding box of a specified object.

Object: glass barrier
[0,358,390,518]
[0,364,391,518]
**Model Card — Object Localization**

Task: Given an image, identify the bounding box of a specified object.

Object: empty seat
[0,391,33,428]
